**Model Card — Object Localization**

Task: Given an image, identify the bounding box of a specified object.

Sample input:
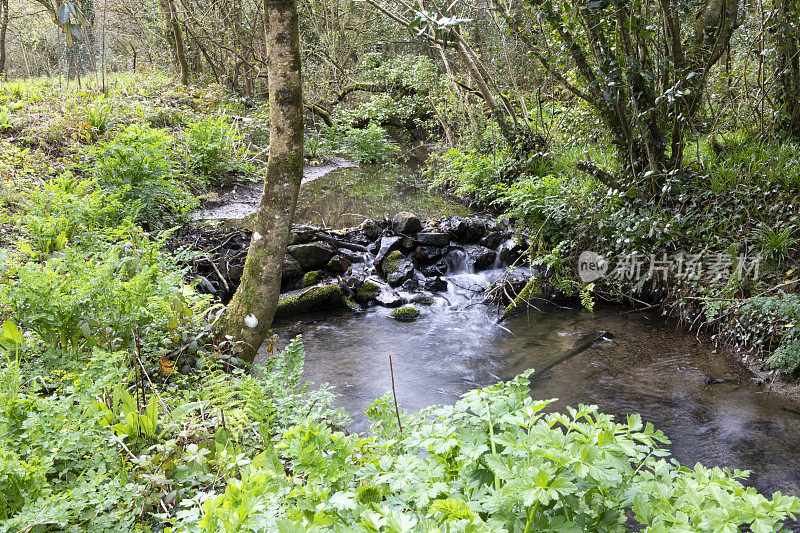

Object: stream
[200,162,800,504]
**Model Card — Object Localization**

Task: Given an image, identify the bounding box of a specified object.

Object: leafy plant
[86,98,113,135]
[92,124,195,231]
[186,116,243,185]
[753,225,797,265]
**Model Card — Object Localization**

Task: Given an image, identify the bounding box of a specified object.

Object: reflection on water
[295,165,470,227]
[266,268,800,500]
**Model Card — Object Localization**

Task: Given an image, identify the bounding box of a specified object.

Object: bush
[20,174,127,255]
[186,116,243,185]
[2,237,209,354]
[322,123,400,164]
[188,369,800,531]
[92,124,195,231]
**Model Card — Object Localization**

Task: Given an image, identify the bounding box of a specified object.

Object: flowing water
[268,263,800,500]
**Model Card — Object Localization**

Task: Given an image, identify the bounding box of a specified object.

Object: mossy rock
[275,284,346,318]
[381,250,404,276]
[302,270,323,287]
[411,294,435,306]
[355,281,381,303]
[501,276,542,320]
[389,305,421,321]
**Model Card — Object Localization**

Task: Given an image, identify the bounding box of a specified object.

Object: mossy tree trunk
[158,0,190,85]
[214,0,304,363]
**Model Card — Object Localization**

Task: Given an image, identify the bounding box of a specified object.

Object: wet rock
[375,288,405,308]
[414,245,447,263]
[392,212,422,234]
[423,277,448,292]
[355,280,381,303]
[498,238,526,265]
[464,244,496,271]
[461,219,486,243]
[339,248,365,264]
[387,260,415,287]
[411,294,435,306]
[401,278,420,291]
[447,217,485,243]
[400,236,416,251]
[421,260,448,277]
[287,242,335,270]
[326,255,351,274]
[289,226,318,245]
[275,284,347,319]
[416,232,450,247]
[302,270,323,287]
[374,236,402,266]
[389,305,421,321]
[281,255,303,281]
[480,231,507,250]
[360,219,382,241]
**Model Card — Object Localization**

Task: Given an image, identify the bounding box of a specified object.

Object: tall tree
[775,0,800,138]
[494,0,739,195]
[158,0,190,85]
[215,0,304,363]
[0,0,8,76]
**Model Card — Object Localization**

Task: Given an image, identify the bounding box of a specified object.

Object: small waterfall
[446,249,473,275]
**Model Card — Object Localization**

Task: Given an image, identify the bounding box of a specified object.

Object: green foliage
[86,97,113,136]
[2,237,208,354]
[430,146,509,204]
[322,123,400,164]
[734,293,800,374]
[19,173,127,255]
[92,124,196,231]
[186,116,244,185]
[186,369,800,532]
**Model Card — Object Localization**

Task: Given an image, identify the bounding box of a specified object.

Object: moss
[275,284,346,318]
[302,270,323,287]
[355,281,381,302]
[502,276,542,319]
[382,250,404,276]
[411,294,435,306]
[389,305,420,321]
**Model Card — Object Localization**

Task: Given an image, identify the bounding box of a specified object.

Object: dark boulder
[464,244,497,271]
[480,231,507,250]
[374,236,403,266]
[416,232,450,247]
[423,277,448,292]
[326,255,351,274]
[392,212,422,234]
[375,288,406,308]
[287,242,335,270]
[281,255,303,281]
[414,245,448,263]
[360,219,382,242]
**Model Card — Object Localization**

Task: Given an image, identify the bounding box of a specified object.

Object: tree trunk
[158,0,190,85]
[776,0,800,137]
[0,0,8,76]
[215,0,304,363]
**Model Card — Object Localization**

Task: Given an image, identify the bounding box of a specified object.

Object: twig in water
[388,354,403,433]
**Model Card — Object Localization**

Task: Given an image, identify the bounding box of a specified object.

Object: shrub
[188,369,800,531]
[2,237,209,354]
[323,123,400,164]
[186,116,243,185]
[92,124,195,231]
[20,174,127,255]
[86,97,113,136]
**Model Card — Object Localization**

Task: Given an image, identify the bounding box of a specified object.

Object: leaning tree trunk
[215,0,304,363]
[158,0,189,85]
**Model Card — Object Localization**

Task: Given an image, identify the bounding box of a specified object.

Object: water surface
[268,268,800,499]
